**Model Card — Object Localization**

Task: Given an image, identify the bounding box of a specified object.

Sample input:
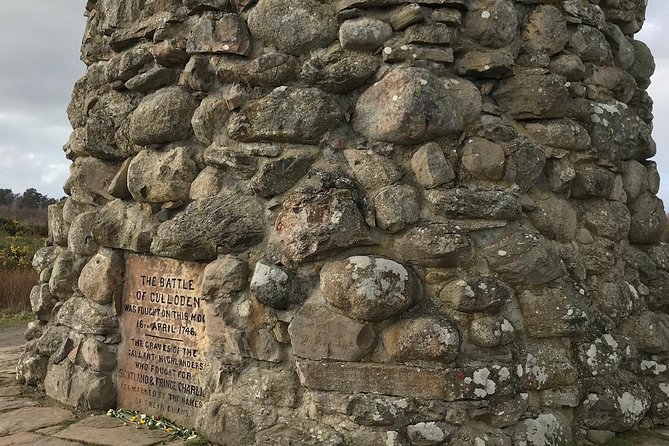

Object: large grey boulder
[344,149,402,192]
[578,372,651,432]
[629,40,655,89]
[411,143,455,188]
[494,74,570,120]
[67,211,99,256]
[151,192,265,261]
[513,413,572,446]
[30,284,57,321]
[464,0,517,48]
[425,188,522,221]
[93,199,160,252]
[251,153,316,198]
[48,250,88,300]
[275,189,372,262]
[321,256,419,322]
[522,5,569,55]
[228,87,341,143]
[187,13,252,56]
[584,101,655,161]
[528,195,578,242]
[128,87,199,146]
[66,157,120,205]
[484,231,565,285]
[568,25,612,65]
[247,0,338,55]
[78,249,124,305]
[127,146,200,203]
[395,224,473,268]
[353,68,480,144]
[249,262,293,310]
[85,91,138,160]
[628,192,666,243]
[374,184,420,233]
[439,276,511,313]
[339,17,392,51]
[518,279,592,338]
[302,48,379,93]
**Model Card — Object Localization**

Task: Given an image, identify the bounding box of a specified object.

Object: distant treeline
[0,188,58,210]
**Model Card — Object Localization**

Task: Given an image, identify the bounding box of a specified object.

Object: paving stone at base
[0,385,22,397]
[636,440,669,446]
[0,396,37,412]
[34,425,68,436]
[0,406,75,437]
[0,432,82,446]
[54,415,181,446]
[0,347,24,358]
[0,354,21,374]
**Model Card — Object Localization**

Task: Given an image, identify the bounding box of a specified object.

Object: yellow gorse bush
[0,243,34,268]
[0,231,44,269]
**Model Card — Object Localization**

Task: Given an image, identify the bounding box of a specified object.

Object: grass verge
[0,268,37,314]
[606,430,669,445]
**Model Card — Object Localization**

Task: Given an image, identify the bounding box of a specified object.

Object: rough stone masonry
[15,0,669,444]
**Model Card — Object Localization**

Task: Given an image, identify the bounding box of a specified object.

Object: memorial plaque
[117,254,208,426]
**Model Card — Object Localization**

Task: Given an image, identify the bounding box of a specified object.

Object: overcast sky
[0,2,667,201]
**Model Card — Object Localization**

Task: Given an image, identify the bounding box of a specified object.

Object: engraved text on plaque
[116,254,208,425]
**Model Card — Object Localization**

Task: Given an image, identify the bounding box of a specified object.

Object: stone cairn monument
[17,0,668,444]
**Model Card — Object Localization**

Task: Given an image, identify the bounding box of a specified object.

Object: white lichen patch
[641,360,667,375]
[524,354,549,386]
[586,344,598,368]
[408,422,445,442]
[603,334,618,349]
[581,334,625,376]
[472,367,497,397]
[349,257,409,303]
[501,319,516,333]
[474,388,488,398]
[523,414,566,446]
[433,323,459,346]
[626,281,639,299]
[237,299,252,318]
[251,263,288,289]
[617,391,648,423]
[659,383,669,398]
[598,102,622,115]
[584,393,600,407]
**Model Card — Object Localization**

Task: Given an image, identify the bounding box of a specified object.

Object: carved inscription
[117,254,207,425]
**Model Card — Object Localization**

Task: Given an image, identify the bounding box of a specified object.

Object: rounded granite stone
[128,87,198,146]
[320,256,419,322]
[352,67,480,145]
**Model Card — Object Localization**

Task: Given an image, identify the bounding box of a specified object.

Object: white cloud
[640,2,669,203]
[0,1,84,198]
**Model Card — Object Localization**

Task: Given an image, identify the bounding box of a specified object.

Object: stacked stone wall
[17,0,669,444]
